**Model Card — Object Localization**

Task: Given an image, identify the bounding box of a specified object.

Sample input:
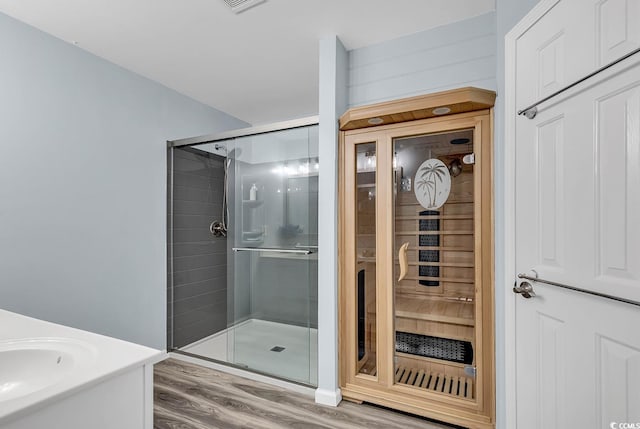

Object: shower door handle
[232,247,314,255]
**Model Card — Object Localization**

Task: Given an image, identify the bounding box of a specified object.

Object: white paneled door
[512,0,640,428]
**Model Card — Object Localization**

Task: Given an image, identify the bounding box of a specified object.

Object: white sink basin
[0,338,96,402]
[0,310,163,426]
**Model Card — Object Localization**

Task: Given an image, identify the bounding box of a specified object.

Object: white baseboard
[314,387,342,407]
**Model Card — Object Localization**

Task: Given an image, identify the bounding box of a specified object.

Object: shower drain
[270,346,285,352]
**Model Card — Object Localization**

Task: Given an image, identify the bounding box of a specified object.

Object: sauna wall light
[433,107,451,115]
[365,151,376,168]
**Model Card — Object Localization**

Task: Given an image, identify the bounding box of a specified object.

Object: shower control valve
[210,221,227,237]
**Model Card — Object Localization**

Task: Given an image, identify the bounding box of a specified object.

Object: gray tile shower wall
[169,147,228,348]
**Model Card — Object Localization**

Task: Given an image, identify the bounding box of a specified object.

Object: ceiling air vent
[222,0,266,14]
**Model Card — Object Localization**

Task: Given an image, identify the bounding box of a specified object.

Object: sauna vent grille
[396,331,473,364]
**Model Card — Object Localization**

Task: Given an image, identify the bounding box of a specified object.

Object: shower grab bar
[517,46,640,119]
[233,247,313,255]
[517,273,640,308]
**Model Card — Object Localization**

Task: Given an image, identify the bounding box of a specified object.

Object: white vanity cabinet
[0,310,163,429]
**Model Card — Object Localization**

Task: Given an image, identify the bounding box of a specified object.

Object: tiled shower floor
[181,319,318,385]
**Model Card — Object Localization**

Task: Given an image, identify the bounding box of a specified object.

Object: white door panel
[597,333,640,426]
[516,0,595,107]
[516,282,640,428]
[593,78,640,299]
[596,0,640,65]
[514,1,640,427]
[517,61,640,303]
[516,0,640,109]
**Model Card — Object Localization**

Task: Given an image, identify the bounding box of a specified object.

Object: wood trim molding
[339,87,496,131]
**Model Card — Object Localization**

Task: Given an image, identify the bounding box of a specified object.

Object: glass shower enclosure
[167,118,318,386]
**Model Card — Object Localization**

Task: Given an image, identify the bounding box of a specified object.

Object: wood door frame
[503,1,562,427]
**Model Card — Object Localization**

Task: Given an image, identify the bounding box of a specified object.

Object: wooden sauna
[338,88,495,429]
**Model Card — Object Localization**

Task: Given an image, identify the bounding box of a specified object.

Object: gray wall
[494,1,539,428]
[0,12,248,350]
[170,148,228,348]
[348,12,497,108]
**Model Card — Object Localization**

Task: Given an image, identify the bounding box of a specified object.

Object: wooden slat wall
[395,166,475,300]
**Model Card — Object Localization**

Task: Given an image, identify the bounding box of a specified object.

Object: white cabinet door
[513,1,640,428]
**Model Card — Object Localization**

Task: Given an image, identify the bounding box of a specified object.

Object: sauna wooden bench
[395,296,474,327]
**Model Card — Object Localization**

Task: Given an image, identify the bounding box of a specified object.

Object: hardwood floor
[154,358,456,429]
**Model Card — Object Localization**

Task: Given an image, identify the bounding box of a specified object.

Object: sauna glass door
[343,134,382,385]
[391,128,477,400]
[354,142,378,377]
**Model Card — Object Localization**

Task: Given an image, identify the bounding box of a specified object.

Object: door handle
[398,242,409,282]
[513,281,536,298]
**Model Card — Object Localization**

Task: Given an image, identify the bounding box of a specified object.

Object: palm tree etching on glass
[415,159,451,209]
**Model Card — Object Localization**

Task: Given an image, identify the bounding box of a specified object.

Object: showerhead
[211,143,242,159]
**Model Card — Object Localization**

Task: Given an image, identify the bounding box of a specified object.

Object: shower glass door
[227,125,318,385]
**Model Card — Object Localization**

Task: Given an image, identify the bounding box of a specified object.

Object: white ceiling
[0,0,495,125]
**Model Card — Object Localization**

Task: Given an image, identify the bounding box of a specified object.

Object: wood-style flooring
[154,358,455,429]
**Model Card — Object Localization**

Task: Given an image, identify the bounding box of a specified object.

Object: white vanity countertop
[0,309,165,424]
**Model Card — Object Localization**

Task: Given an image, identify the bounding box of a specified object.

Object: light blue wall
[494,1,539,428]
[348,12,497,107]
[0,12,248,350]
[316,35,348,405]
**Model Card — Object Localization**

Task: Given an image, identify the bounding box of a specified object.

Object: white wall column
[316,35,348,407]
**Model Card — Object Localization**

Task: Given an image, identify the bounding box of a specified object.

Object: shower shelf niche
[242,234,264,243]
[242,199,264,208]
[240,178,265,245]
